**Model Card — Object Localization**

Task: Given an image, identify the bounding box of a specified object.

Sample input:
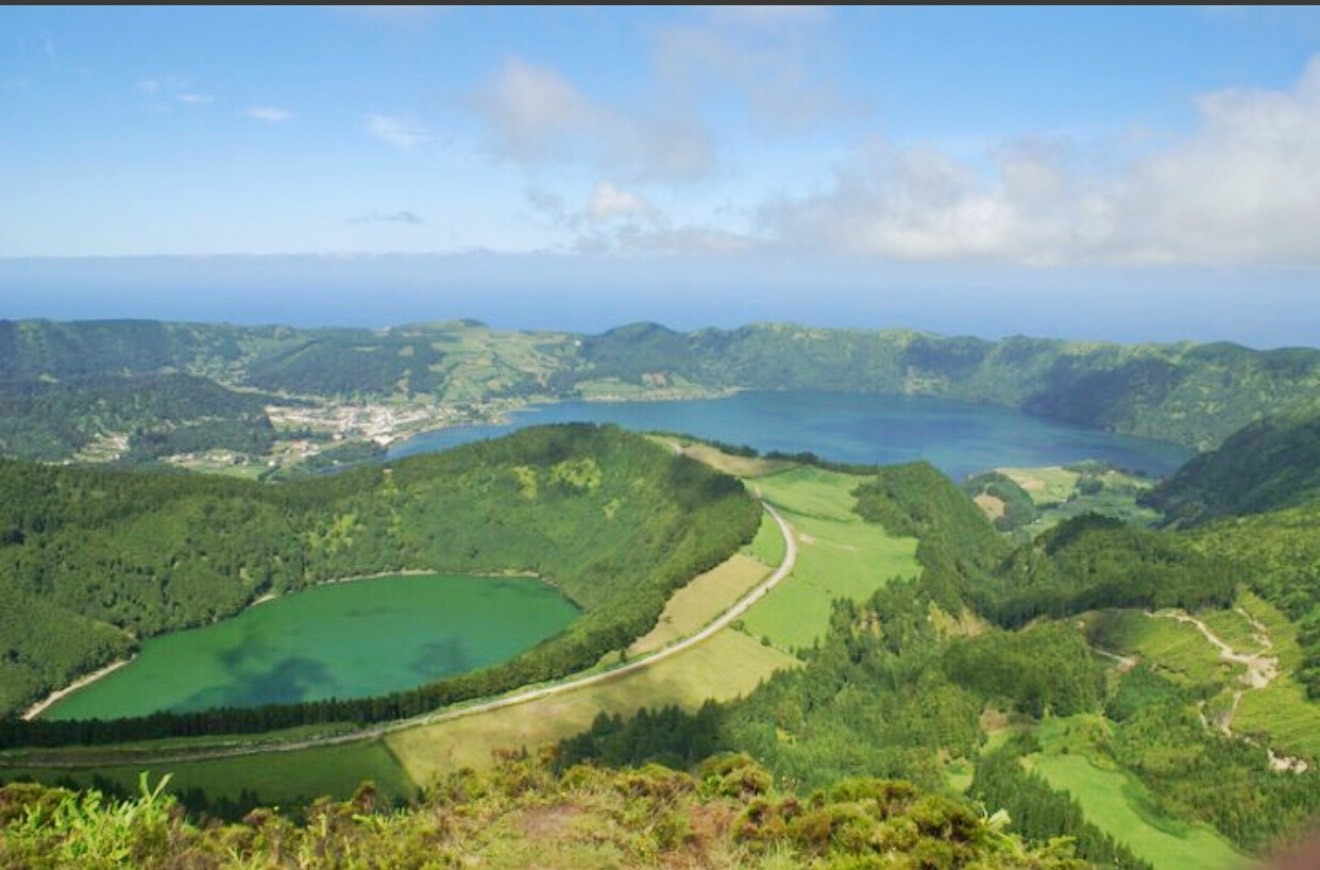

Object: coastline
[21,658,135,722]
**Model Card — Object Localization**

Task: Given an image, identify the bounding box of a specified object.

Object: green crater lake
[41,574,579,721]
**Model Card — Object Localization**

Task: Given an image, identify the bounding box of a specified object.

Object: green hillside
[0,424,760,735]
[1144,406,1320,525]
[3,319,1320,468]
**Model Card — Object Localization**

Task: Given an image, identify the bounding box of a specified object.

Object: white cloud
[1106,56,1320,264]
[365,114,432,149]
[525,183,748,255]
[137,76,189,95]
[574,224,752,256]
[653,8,855,134]
[757,54,1320,267]
[526,182,656,229]
[470,57,716,182]
[472,58,596,161]
[587,182,656,222]
[136,76,214,108]
[245,105,293,123]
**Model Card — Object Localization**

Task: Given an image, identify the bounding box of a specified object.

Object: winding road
[5,501,798,768]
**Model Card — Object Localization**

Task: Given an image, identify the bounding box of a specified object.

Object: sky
[3,5,1320,347]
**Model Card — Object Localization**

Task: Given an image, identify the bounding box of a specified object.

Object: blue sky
[3,6,1320,346]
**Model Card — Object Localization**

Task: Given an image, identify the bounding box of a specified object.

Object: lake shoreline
[22,658,136,722]
[249,568,549,608]
[33,572,580,721]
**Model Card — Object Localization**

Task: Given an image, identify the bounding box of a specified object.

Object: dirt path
[1091,645,1138,674]
[4,501,799,769]
[1149,610,1279,738]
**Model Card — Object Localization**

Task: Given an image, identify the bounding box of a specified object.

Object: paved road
[5,501,798,767]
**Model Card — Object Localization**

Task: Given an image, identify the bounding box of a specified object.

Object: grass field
[2,740,417,808]
[739,467,920,652]
[1025,715,1247,870]
[995,464,1162,537]
[742,508,787,567]
[628,554,769,655]
[674,442,794,479]
[1226,595,1320,760]
[1201,608,1271,657]
[1235,679,1320,762]
[1236,591,1301,671]
[1025,752,1248,870]
[386,628,797,788]
[997,466,1079,505]
[1083,609,1241,693]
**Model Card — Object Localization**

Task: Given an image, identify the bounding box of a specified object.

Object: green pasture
[1025,752,1247,870]
[1,740,417,809]
[997,466,1079,506]
[998,464,1162,536]
[628,553,769,655]
[1027,715,1247,870]
[1235,679,1320,762]
[387,627,798,788]
[1083,610,1241,693]
[1236,590,1301,671]
[1200,608,1270,657]
[742,509,788,567]
[740,467,920,652]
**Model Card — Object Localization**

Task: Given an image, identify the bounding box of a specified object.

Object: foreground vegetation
[0,752,1094,869]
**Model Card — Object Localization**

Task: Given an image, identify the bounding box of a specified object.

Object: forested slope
[1144,406,1320,525]
[0,424,760,730]
[559,443,1320,862]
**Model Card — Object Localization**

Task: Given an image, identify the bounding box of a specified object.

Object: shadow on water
[180,657,338,712]
[409,638,476,679]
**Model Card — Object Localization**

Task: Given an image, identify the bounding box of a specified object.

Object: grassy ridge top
[0,424,761,728]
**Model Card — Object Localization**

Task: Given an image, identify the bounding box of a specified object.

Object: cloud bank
[757,56,1320,266]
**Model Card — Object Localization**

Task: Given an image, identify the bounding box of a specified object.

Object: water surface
[390,391,1193,481]
[43,574,578,721]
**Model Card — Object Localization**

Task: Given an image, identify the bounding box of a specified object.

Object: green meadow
[2,740,417,809]
[740,466,921,652]
[1026,751,1248,870]
[1025,716,1247,870]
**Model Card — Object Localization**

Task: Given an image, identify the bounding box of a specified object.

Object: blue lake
[388,391,1194,481]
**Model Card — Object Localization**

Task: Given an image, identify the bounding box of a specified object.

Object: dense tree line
[0,373,282,460]
[1145,406,1320,526]
[0,424,760,740]
[977,513,1237,628]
